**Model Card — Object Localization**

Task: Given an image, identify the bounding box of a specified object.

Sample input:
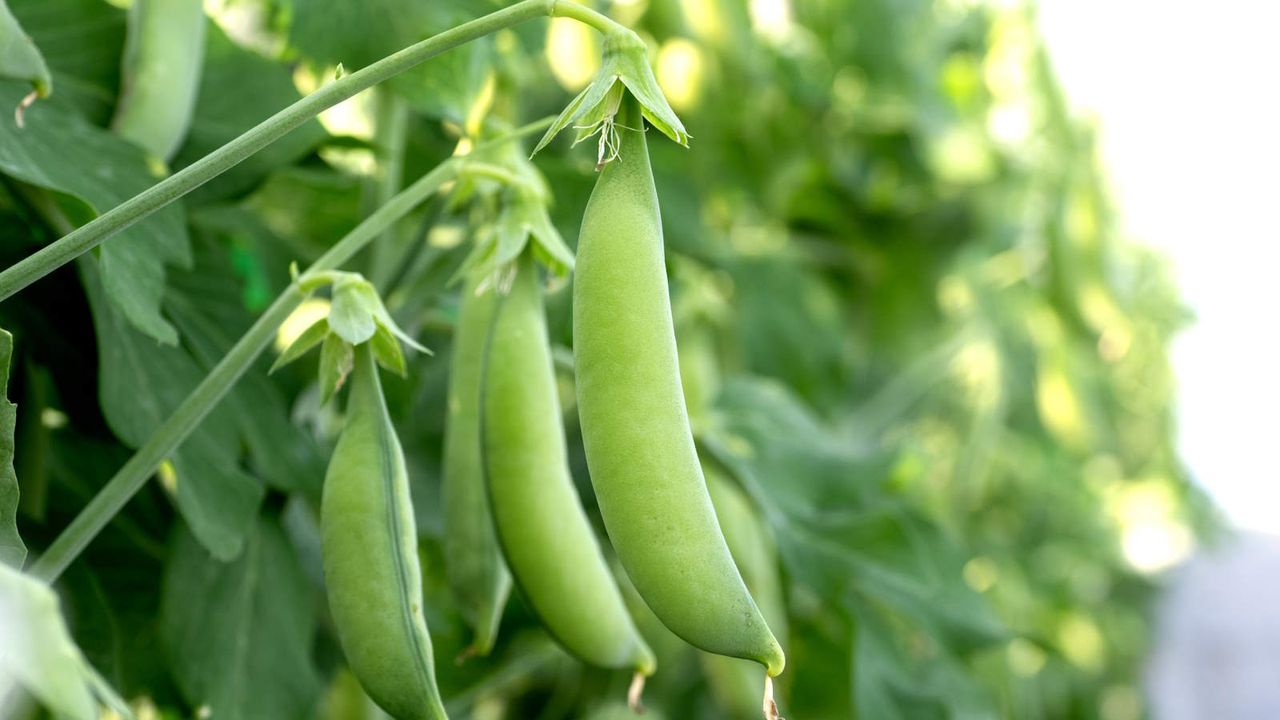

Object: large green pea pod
[700,461,789,719]
[111,0,206,161]
[572,95,785,700]
[322,343,447,720]
[482,250,656,697]
[442,274,511,657]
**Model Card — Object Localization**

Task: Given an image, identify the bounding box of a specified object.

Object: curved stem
[0,0,564,302]
[369,88,411,290]
[549,0,624,36]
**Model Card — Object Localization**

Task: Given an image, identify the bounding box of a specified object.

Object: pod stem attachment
[763,674,784,720]
[627,671,647,714]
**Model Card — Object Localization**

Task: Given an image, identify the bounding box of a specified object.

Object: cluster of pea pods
[316,94,785,720]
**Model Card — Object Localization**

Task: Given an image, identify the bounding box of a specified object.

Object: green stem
[26,118,552,583]
[459,162,538,194]
[550,0,623,35]
[369,88,411,290]
[0,0,623,302]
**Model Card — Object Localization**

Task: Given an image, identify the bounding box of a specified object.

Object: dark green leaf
[163,245,327,498]
[0,80,190,345]
[7,0,123,124]
[160,515,322,719]
[0,0,51,98]
[0,327,23,568]
[80,257,262,561]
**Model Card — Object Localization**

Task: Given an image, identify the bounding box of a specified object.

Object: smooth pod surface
[483,251,655,674]
[321,344,447,720]
[111,0,206,161]
[442,275,510,656]
[701,461,790,717]
[572,96,784,675]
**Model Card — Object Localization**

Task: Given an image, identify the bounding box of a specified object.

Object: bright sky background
[1037,0,1280,532]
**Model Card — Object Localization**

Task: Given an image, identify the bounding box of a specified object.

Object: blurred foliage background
[0,0,1213,718]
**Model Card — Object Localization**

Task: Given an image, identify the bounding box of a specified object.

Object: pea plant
[1,0,1205,719]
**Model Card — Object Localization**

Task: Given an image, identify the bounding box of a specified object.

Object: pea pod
[701,461,789,719]
[482,250,656,682]
[442,274,511,657]
[111,0,206,161]
[572,96,785,677]
[322,343,447,720]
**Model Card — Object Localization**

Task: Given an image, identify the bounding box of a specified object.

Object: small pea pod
[111,0,206,161]
[572,96,785,678]
[482,250,656,685]
[701,461,789,719]
[442,274,511,657]
[322,343,447,720]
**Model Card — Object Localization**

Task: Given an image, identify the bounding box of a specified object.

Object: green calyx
[532,29,688,161]
[454,188,575,289]
[271,271,427,400]
[450,140,575,288]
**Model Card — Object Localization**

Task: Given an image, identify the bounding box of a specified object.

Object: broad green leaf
[287,0,489,122]
[0,0,50,99]
[0,562,131,720]
[173,22,327,203]
[0,328,23,568]
[0,80,190,345]
[7,0,123,124]
[163,245,327,498]
[80,257,262,561]
[160,516,322,719]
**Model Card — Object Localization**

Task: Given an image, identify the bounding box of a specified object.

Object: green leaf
[369,321,407,377]
[0,328,23,568]
[287,0,488,122]
[0,80,191,345]
[318,332,353,405]
[80,257,262,561]
[7,0,126,124]
[0,562,132,720]
[0,0,51,98]
[160,516,322,719]
[269,317,329,374]
[244,166,364,262]
[173,22,327,204]
[162,253,327,499]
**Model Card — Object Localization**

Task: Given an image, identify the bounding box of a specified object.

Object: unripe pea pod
[111,0,206,161]
[482,250,656,697]
[321,343,447,720]
[701,460,789,720]
[572,94,785,706]
[442,273,511,657]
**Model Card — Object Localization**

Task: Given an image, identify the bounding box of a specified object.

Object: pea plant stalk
[0,0,626,302]
[25,119,553,583]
